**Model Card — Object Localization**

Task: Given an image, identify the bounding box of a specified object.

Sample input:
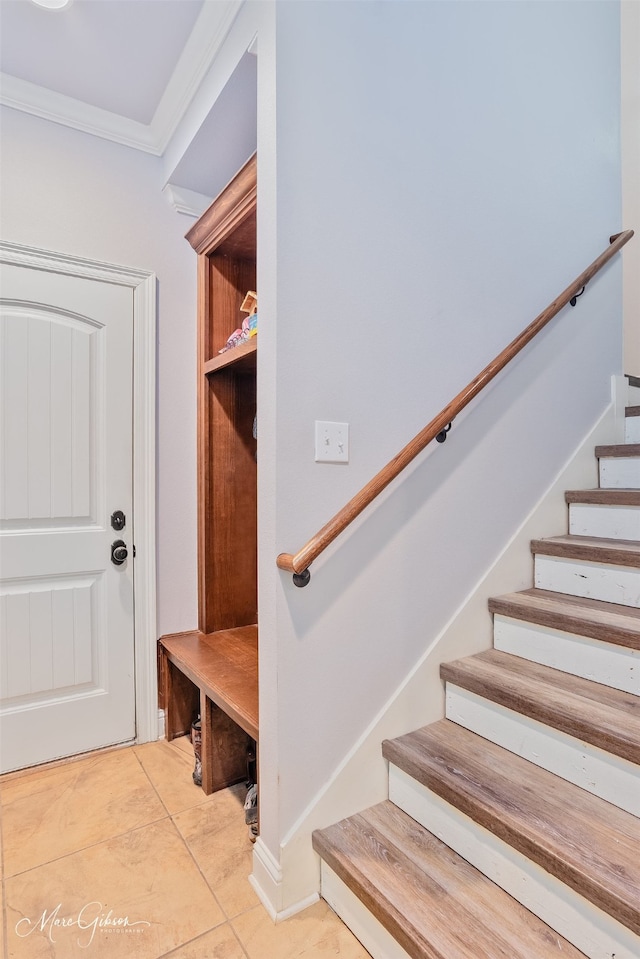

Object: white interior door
[0,261,136,772]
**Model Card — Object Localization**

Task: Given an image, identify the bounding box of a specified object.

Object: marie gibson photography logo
[15,901,152,949]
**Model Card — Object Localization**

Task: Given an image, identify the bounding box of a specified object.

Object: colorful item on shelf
[218,291,258,353]
[240,290,257,315]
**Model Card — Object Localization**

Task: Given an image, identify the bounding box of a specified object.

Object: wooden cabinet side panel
[197,254,212,632]
[202,370,257,632]
[201,692,251,794]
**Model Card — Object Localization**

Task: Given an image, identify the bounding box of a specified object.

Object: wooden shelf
[160,626,258,742]
[203,338,257,375]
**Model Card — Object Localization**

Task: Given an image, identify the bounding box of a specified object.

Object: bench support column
[200,691,251,794]
[163,654,199,741]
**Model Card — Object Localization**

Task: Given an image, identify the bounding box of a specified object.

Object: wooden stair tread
[565,488,640,505]
[489,588,640,650]
[441,648,640,763]
[383,720,640,935]
[313,801,586,959]
[530,534,640,567]
[595,443,640,458]
[626,406,640,417]
[160,626,258,741]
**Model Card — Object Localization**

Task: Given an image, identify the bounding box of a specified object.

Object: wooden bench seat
[159,625,258,794]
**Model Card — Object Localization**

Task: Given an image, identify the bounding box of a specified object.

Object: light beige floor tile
[0,744,130,789]
[169,735,195,761]
[4,818,225,958]
[134,740,210,815]
[1,748,166,877]
[163,923,247,958]
[233,901,372,959]
[173,785,258,919]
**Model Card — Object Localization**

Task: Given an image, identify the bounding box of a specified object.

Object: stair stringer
[251,397,619,920]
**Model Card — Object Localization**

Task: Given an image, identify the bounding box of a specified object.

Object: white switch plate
[315,421,349,463]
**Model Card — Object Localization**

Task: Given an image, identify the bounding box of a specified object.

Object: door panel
[0,263,135,772]
[1,307,96,525]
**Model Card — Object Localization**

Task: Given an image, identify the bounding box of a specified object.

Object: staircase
[312,380,640,959]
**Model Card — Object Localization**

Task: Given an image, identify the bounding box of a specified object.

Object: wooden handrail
[277,230,634,586]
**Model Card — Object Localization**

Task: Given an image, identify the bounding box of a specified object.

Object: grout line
[131,743,215,818]
[3,812,172,882]
[229,920,253,959]
[167,781,257,926]
[157,920,251,959]
[167,809,228,925]
[132,742,176,820]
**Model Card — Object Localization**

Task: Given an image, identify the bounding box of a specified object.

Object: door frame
[0,240,158,745]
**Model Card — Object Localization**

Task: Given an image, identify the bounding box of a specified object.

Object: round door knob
[111,540,128,565]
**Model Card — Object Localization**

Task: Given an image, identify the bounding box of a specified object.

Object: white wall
[622,0,640,373]
[0,107,199,638]
[255,0,624,902]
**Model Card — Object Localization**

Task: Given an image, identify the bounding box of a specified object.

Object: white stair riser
[568,503,640,540]
[445,686,640,816]
[389,765,640,959]
[493,615,640,695]
[628,385,640,405]
[599,456,640,489]
[625,416,640,443]
[534,555,640,607]
[321,864,411,959]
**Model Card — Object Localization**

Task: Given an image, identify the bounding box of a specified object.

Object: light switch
[315,421,349,463]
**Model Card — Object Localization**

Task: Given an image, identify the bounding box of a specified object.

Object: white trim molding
[162,184,213,219]
[0,240,158,745]
[0,74,160,154]
[250,838,319,923]
[0,1,243,155]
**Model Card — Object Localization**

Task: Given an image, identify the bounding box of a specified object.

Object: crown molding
[0,73,160,152]
[0,0,243,156]
[162,184,213,219]
[150,0,243,155]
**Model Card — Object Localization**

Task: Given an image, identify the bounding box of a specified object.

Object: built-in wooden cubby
[159,154,258,794]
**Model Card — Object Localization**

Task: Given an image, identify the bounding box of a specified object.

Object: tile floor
[0,737,372,959]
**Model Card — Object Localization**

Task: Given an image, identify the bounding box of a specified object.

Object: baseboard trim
[157,709,165,741]
[250,838,319,922]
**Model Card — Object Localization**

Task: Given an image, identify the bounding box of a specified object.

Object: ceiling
[0,0,257,202]
[0,0,205,124]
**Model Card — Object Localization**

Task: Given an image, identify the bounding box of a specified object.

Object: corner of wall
[250,837,319,922]
[251,397,617,917]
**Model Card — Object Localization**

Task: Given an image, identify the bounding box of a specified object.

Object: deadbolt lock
[111,510,126,531]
